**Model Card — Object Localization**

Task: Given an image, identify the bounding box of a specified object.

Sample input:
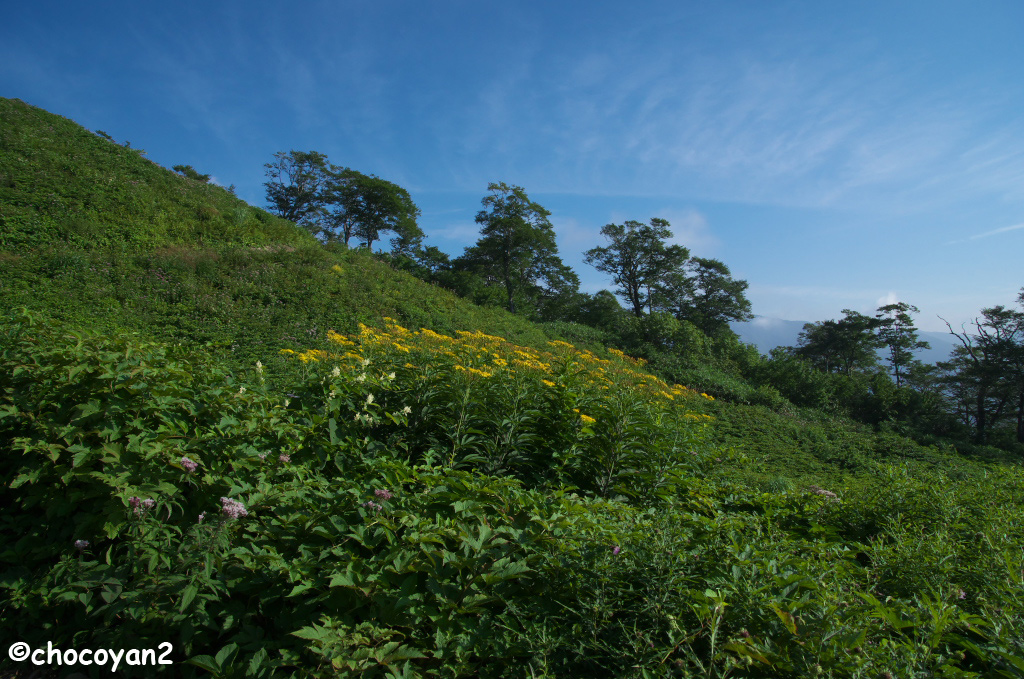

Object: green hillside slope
[3,99,1024,677]
[0,97,580,388]
[0,97,311,250]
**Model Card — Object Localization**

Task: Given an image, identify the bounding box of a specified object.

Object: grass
[4,97,1024,677]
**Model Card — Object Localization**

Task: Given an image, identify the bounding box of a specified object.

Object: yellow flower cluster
[284,317,713,417]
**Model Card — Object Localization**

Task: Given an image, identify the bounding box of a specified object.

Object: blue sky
[3,0,1023,331]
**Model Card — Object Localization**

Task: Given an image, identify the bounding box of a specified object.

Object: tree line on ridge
[256,150,1024,452]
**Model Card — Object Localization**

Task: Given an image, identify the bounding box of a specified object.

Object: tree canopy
[876,302,930,388]
[263,150,331,225]
[661,256,753,336]
[795,309,884,375]
[455,182,577,315]
[940,300,1024,443]
[323,169,422,251]
[584,218,689,318]
[264,151,421,252]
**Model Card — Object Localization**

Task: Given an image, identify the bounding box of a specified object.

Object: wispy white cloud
[659,208,719,256]
[968,222,1024,240]
[598,207,719,256]
[423,29,1024,214]
[876,291,901,307]
[428,221,480,246]
[946,222,1024,244]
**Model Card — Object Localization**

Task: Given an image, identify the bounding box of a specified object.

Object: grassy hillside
[0,97,591,390]
[3,100,1024,677]
[0,97,310,250]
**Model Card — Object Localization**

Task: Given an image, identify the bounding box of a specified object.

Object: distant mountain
[915,330,962,365]
[732,317,960,366]
[730,318,809,357]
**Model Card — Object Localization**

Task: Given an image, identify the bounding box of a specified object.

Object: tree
[575,290,628,331]
[875,302,930,388]
[664,256,753,336]
[319,167,359,245]
[584,218,689,318]
[456,182,577,315]
[323,170,422,251]
[795,310,884,375]
[940,304,1024,444]
[264,153,423,251]
[263,150,331,225]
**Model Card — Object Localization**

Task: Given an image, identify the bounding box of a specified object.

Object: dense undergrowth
[5,97,1024,677]
[4,311,1024,677]
[0,98,308,250]
[0,243,565,394]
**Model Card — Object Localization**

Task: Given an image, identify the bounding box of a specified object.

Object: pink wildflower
[279,454,291,463]
[374,489,393,500]
[74,539,89,552]
[613,546,621,555]
[180,456,198,473]
[128,496,154,516]
[220,496,249,520]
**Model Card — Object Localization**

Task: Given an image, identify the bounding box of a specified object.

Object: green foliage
[794,309,884,375]
[661,256,754,336]
[584,217,688,318]
[876,302,930,388]
[173,165,212,183]
[263,150,332,225]
[0,243,567,394]
[939,301,1024,445]
[455,182,579,316]
[0,98,311,250]
[6,98,1024,678]
[324,169,423,251]
[4,311,1024,677]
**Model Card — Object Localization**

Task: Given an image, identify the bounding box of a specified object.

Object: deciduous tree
[326,170,422,251]
[263,150,330,225]
[664,256,753,336]
[795,310,884,375]
[456,182,577,315]
[584,218,688,318]
[941,303,1024,443]
[875,302,929,388]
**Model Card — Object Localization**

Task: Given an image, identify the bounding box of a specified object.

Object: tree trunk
[975,387,987,444]
[1017,387,1024,444]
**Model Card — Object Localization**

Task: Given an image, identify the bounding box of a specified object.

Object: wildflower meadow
[4,310,1024,677]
